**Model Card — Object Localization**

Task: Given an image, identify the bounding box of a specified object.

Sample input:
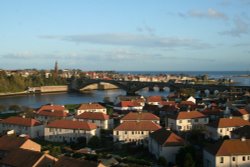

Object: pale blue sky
[0,0,250,71]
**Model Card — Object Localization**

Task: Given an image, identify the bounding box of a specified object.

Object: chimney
[241,137,246,142]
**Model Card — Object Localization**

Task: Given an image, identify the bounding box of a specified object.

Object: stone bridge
[69,78,250,95]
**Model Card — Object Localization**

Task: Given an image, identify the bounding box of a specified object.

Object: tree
[0,105,6,112]
[88,136,101,149]
[9,105,21,112]
[176,146,196,167]
[183,153,195,167]
[158,156,168,167]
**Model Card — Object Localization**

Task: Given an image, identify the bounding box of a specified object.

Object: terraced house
[44,119,99,143]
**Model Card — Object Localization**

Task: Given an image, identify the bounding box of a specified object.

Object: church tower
[54,61,58,78]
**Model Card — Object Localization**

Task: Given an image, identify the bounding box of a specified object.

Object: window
[220,129,223,133]
[178,126,182,130]
[116,131,119,135]
[179,120,182,123]
[187,120,191,123]
[248,156,250,160]
[125,131,127,134]
[243,156,245,161]
[220,157,224,163]
[141,131,144,135]
[232,157,235,161]
[194,119,198,123]
[132,131,134,135]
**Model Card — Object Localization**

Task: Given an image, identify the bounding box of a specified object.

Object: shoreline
[0,91,68,98]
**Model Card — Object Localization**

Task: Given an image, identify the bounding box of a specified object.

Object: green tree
[88,136,101,149]
[0,105,7,112]
[183,153,195,167]
[9,105,21,112]
[176,146,196,167]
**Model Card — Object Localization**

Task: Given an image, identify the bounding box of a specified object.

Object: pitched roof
[54,156,98,167]
[179,101,195,105]
[37,110,69,117]
[121,112,159,121]
[78,103,106,110]
[46,120,97,130]
[205,139,250,156]
[118,101,142,107]
[75,112,109,120]
[147,96,162,103]
[37,104,66,113]
[237,109,249,115]
[150,128,185,147]
[0,149,47,167]
[160,101,176,106]
[1,117,41,127]
[0,135,27,151]
[207,118,250,128]
[114,121,161,131]
[168,111,206,120]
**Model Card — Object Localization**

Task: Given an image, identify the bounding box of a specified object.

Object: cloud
[220,17,249,37]
[189,8,228,20]
[136,24,155,35]
[179,8,228,20]
[40,33,211,49]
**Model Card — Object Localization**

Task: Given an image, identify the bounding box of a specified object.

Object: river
[0,88,170,108]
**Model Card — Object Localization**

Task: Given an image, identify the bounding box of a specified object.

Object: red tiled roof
[168,111,206,120]
[0,135,28,151]
[150,128,185,146]
[160,101,176,106]
[37,105,66,113]
[202,108,223,116]
[114,121,161,131]
[238,109,249,115]
[118,101,142,107]
[205,139,250,156]
[180,101,195,105]
[207,118,250,128]
[77,103,106,110]
[75,112,109,120]
[147,96,162,103]
[54,156,98,167]
[37,110,68,117]
[121,112,159,121]
[1,117,41,127]
[46,120,97,130]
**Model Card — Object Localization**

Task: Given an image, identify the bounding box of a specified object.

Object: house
[113,121,161,144]
[45,119,99,143]
[167,111,208,132]
[0,116,44,138]
[148,128,185,165]
[0,148,57,167]
[114,101,143,111]
[206,117,250,140]
[0,135,41,154]
[146,96,163,105]
[120,112,160,124]
[232,108,249,121]
[35,104,69,123]
[114,95,145,106]
[75,112,113,129]
[231,125,250,139]
[76,103,107,115]
[54,156,105,167]
[178,101,196,111]
[203,138,250,167]
[201,107,224,121]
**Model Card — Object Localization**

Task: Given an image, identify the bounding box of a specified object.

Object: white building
[203,138,250,167]
[76,103,107,115]
[149,128,185,165]
[75,112,113,129]
[206,117,250,140]
[0,116,44,138]
[45,120,99,143]
[167,111,208,131]
[120,112,160,124]
[113,121,161,144]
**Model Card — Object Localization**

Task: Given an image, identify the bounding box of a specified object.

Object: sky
[0,0,250,71]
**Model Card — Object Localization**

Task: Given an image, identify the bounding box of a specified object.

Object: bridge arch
[78,80,127,91]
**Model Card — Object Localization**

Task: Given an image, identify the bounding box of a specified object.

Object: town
[0,66,250,167]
